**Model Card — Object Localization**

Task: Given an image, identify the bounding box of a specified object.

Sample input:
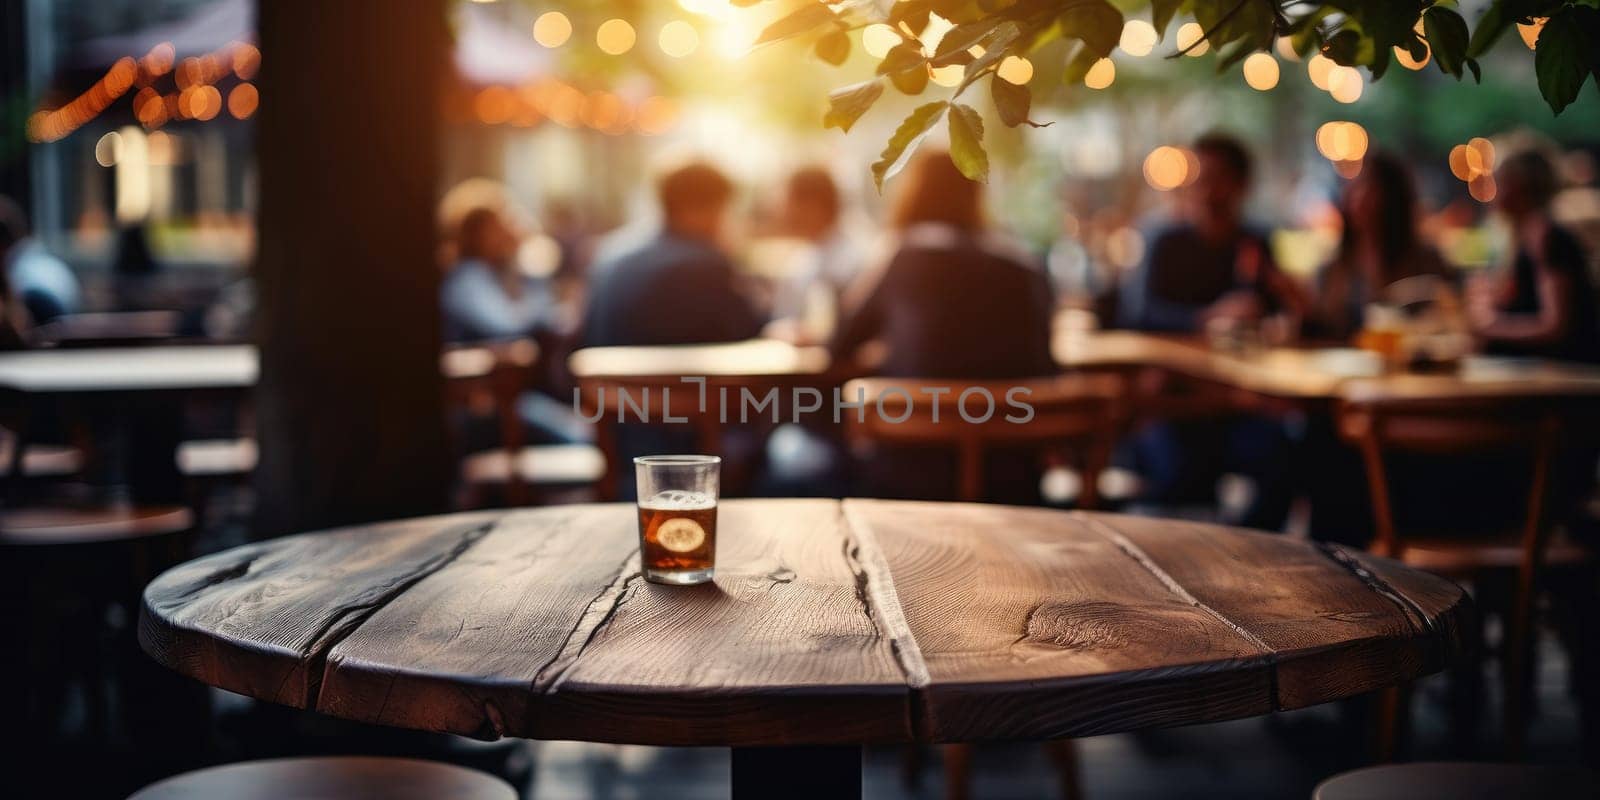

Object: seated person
[576,161,763,497]
[1469,149,1600,364]
[1308,150,1455,341]
[0,196,80,326]
[440,205,550,343]
[768,166,863,342]
[579,161,762,348]
[829,150,1055,502]
[1118,134,1305,332]
[1114,134,1299,531]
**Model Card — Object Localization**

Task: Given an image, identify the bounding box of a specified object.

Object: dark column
[0,0,31,206]
[732,746,862,799]
[252,1,452,536]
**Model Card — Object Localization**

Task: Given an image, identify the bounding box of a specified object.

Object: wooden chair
[841,374,1124,507]
[128,756,516,800]
[1337,385,1598,756]
[448,340,604,506]
[844,373,1120,800]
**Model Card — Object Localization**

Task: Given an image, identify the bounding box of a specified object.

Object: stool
[128,756,517,799]
[1314,762,1598,800]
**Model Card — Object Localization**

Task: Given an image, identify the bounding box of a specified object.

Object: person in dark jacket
[578,161,762,348]
[830,151,1055,379]
[1115,134,1298,531]
[829,150,1055,503]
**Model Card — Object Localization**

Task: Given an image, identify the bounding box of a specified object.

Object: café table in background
[140,498,1470,798]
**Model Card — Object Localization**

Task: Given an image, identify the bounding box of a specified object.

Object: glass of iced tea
[634,455,719,585]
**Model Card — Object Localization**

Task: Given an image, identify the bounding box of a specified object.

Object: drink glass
[634,455,719,585]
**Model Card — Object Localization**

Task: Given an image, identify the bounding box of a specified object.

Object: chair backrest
[842,374,1124,504]
[1336,382,1597,561]
[442,339,539,502]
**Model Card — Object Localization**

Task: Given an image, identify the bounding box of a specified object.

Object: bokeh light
[1176,23,1209,56]
[596,19,636,55]
[1243,53,1280,91]
[227,83,258,119]
[1327,66,1363,103]
[1119,20,1157,57]
[1084,58,1115,90]
[930,65,963,87]
[1307,54,1333,90]
[1143,146,1192,191]
[997,56,1034,85]
[1315,121,1368,162]
[659,20,700,58]
[1394,43,1429,70]
[94,131,123,167]
[862,24,900,59]
[1518,17,1546,49]
[1469,174,1498,202]
[533,12,573,48]
[1274,37,1301,61]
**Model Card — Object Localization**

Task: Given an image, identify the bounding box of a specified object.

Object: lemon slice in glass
[656,518,706,553]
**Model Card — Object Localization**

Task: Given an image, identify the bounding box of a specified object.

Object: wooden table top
[1054,330,1600,401]
[0,345,258,394]
[569,339,830,380]
[140,499,1468,746]
[0,342,528,395]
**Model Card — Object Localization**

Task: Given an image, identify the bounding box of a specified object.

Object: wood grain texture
[843,499,1272,742]
[140,500,1470,746]
[139,512,501,708]
[533,499,912,745]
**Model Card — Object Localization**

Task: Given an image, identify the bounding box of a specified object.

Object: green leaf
[1196,0,1276,50]
[877,41,926,75]
[1058,0,1123,57]
[990,76,1030,127]
[1535,7,1595,114]
[1467,0,1513,58]
[872,101,948,190]
[931,16,1009,65]
[755,2,836,46]
[1423,6,1469,78]
[823,80,884,133]
[1464,56,1481,84]
[1321,29,1369,66]
[1152,0,1182,39]
[815,29,850,65]
[948,103,989,183]
[891,63,931,94]
[956,22,1023,92]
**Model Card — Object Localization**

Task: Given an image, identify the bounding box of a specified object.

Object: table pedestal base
[731,746,860,799]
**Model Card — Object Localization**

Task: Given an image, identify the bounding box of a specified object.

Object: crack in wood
[297,516,501,708]
[534,549,642,695]
[1076,514,1276,657]
[1314,543,1434,636]
[840,501,931,742]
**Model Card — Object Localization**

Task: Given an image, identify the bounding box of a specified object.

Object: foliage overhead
[746,0,1600,188]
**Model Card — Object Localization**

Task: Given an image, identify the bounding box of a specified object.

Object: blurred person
[440,205,551,343]
[1469,150,1600,363]
[768,166,863,342]
[828,150,1054,503]
[578,160,762,347]
[1113,135,1298,531]
[830,150,1054,378]
[0,196,80,324]
[1118,133,1306,332]
[1308,151,1455,341]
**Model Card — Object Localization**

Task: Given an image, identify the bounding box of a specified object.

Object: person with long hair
[1309,150,1454,340]
[1469,149,1600,362]
[829,150,1054,379]
[828,150,1055,504]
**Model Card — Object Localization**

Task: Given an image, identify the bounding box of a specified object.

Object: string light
[1176,23,1209,56]
[659,20,700,58]
[534,12,573,48]
[1143,146,1194,191]
[997,56,1034,85]
[1084,58,1115,89]
[1119,20,1157,57]
[596,19,637,55]
[1242,53,1280,91]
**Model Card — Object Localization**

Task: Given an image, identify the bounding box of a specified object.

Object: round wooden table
[140,499,1469,797]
